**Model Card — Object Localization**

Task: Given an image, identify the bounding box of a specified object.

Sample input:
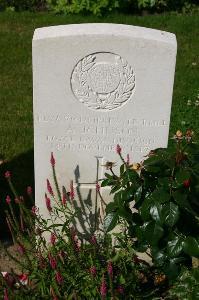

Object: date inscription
[36,113,168,156]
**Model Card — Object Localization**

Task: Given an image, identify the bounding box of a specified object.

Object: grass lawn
[0,11,198,213]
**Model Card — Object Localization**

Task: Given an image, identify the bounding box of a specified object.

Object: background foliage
[0,0,198,14]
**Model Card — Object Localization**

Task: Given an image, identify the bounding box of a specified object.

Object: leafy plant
[167,267,199,299]
[0,0,46,11]
[1,153,162,299]
[137,0,156,9]
[46,0,120,16]
[102,130,199,280]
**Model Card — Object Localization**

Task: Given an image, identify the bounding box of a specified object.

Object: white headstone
[33,24,177,220]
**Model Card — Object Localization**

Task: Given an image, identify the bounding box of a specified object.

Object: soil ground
[0,239,21,273]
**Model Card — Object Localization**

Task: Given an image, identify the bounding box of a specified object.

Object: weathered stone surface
[32,24,177,219]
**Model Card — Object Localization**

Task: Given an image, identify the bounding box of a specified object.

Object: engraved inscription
[36,113,168,158]
[71,52,135,111]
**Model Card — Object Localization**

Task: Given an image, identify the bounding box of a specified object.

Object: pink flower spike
[116,144,122,155]
[55,271,63,285]
[27,186,32,195]
[96,182,100,192]
[17,244,25,255]
[48,254,57,270]
[4,288,9,300]
[6,195,11,205]
[47,179,54,196]
[18,274,28,285]
[127,154,130,165]
[4,273,15,288]
[90,235,97,245]
[31,206,38,216]
[117,285,124,295]
[107,261,113,278]
[50,232,56,245]
[70,180,75,200]
[5,171,11,179]
[89,266,97,277]
[62,194,67,206]
[45,193,52,212]
[100,276,107,298]
[50,152,55,167]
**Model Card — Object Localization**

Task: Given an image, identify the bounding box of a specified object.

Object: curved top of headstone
[33,23,176,46]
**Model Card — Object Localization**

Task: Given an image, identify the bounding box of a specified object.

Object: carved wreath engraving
[71,52,135,111]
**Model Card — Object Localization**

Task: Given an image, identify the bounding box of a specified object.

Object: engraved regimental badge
[71,52,136,111]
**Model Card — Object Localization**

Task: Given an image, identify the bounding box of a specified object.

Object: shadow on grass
[0,149,34,240]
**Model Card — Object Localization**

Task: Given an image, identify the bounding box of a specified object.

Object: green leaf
[173,190,195,215]
[149,187,171,203]
[150,202,163,224]
[119,274,126,284]
[120,164,125,175]
[101,178,111,187]
[193,268,199,281]
[134,186,142,203]
[103,212,118,233]
[162,202,179,227]
[158,177,169,187]
[164,259,180,280]
[144,155,163,167]
[151,248,167,266]
[167,237,184,257]
[183,237,199,257]
[144,221,164,245]
[110,184,121,194]
[140,196,153,221]
[131,213,143,225]
[105,202,117,213]
[126,169,139,181]
[118,206,132,221]
[104,172,113,179]
[140,188,170,221]
[175,169,191,185]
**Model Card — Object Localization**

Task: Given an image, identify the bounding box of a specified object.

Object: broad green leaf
[162,202,179,227]
[134,186,142,203]
[144,155,163,167]
[101,178,111,187]
[105,202,117,213]
[110,184,121,194]
[149,187,170,203]
[167,237,184,257]
[193,268,199,281]
[175,169,190,185]
[157,177,169,187]
[140,196,153,221]
[150,202,163,224]
[126,169,140,181]
[103,212,118,232]
[164,259,179,280]
[183,237,199,257]
[118,206,132,221]
[144,221,164,245]
[140,188,170,221]
[151,248,166,266]
[173,190,195,215]
[131,213,143,225]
